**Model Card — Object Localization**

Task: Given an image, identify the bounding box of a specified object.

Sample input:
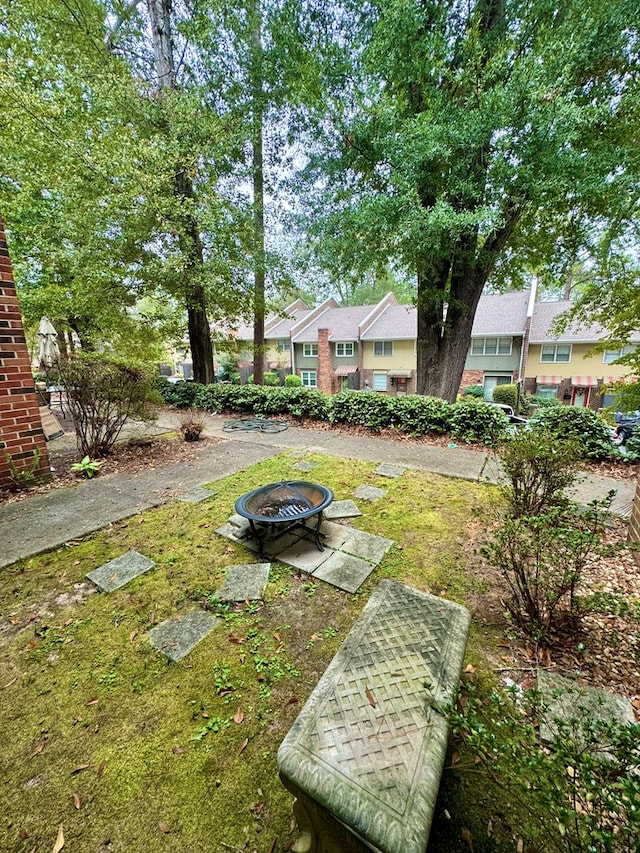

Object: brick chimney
[0,214,51,489]
[317,328,333,394]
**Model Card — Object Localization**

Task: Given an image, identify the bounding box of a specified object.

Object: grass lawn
[0,450,545,852]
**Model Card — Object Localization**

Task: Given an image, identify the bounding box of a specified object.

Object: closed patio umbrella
[38,317,61,370]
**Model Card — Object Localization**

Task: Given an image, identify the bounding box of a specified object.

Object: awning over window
[536,375,562,385]
[334,365,359,377]
[388,369,413,378]
[571,376,599,387]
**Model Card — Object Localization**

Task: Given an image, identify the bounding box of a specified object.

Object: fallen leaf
[451,751,461,765]
[172,746,186,754]
[138,517,145,524]
[275,643,284,654]
[71,764,89,775]
[52,824,64,853]
[18,829,28,840]
[487,818,493,837]
[365,687,376,708]
[229,633,244,644]
[174,615,182,623]
[158,822,170,834]
[461,826,473,850]
[85,697,99,706]
[268,839,276,853]
[239,655,245,664]
[273,633,281,641]
[239,738,249,754]
[73,792,81,810]
[63,619,73,627]
[2,677,17,689]
[233,709,244,724]
[285,696,298,706]
[29,741,45,760]
[464,664,476,674]
[97,761,105,777]
[516,839,524,853]
[129,630,138,642]
[8,617,19,625]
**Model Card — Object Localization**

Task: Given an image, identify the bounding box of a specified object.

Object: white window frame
[373,341,393,357]
[471,337,512,356]
[603,344,635,364]
[541,343,572,363]
[277,338,290,352]
[372,372,388,391]
[302,343,318,357]
[301,370,317,387]
[336,342,355,357]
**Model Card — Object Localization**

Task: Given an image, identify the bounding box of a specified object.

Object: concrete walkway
[0,411,635,568]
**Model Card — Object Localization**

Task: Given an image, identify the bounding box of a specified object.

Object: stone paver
[215,522,249,542]
[294,461,317,472]
[87,550,155,592]
[179,487,216,503]
[341,529,394,564]
[353,485,388,502]
[323,500,362,520]
[318,520,355,551]
[312,552,376,593]
[216,563,271,601]
[538,670,636,747]
[149,610,218,662]
[374,464,406,478]
[277,538,334,573]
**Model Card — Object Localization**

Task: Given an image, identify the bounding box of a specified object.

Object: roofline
[358,292,398,337]
[290,298,336,341]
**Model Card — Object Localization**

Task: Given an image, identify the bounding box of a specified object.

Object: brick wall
[317,328,333,394]
[0,214,50,488]
[459,369,484,392]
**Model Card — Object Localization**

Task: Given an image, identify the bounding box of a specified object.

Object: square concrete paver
[216,563,271,601]
[294,461,317,472]
[87,550,155,592]
[324,500,362,520]
[215,522,249,542]
[149,610,218,662]
[374,464,406,478]
[312,552,376,593]
[179,487,216,503]
[318,520,355,551]
[277,539,334,573]
[340,529,393,564]
[353,485,388,502]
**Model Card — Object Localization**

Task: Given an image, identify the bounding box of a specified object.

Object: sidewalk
[0,411,635,568]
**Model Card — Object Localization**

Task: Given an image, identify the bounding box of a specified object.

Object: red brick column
[317,328,333,394]
[0,214,50,489]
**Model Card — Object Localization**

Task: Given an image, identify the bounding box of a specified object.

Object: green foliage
[622,430,640,464]
[284,373,302,387]
[3,448,42,491]
[492,383,518,410]
[329,391,397,431]
[392,395,452,436]
[449,684,640,852]
[216,353,240,384]
[70,455,103,479]
[263,371,280,386]
[59,354,159,457]
[462,385,484,398]
[164,381,202,410]
[449,400,508,446]
[499,428,580,517]
[529,395,562,408]
[530,406,615,460]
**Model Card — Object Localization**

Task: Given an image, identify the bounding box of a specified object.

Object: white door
[483,376,511,402]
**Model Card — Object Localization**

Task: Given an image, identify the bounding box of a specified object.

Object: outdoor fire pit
[235,481,333,559]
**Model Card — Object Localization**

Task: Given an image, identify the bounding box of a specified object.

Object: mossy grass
[1,452,511,852]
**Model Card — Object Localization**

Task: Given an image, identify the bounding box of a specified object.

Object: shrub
[284,373,302,387]
[499,428,581,517]
[462,384,485,398]
[449,399,508,445]
[263,371,280,386]
[449,683,640,853]
[492,382,518,410]
[328,391,397,431]
[530,406,615,460]
[59,354,159,457]
[4,448,43,491]
[392,394,452,435]
[622,429,640,463]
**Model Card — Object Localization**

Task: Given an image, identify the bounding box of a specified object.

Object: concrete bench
[277,580,470,853]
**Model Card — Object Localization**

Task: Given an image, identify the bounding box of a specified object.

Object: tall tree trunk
[147,0,215,384]
[250,0,266,386]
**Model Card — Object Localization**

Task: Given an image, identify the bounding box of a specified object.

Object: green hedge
[492,383,518,410]
[529,406,615,460]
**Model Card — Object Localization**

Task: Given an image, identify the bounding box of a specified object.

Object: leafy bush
[499,428,581,517]
[60,354,159,456]
[449,399,508,445]
[492,382,518,410]
[449,683,640,853]
[284,373,302,387]
[4,448,43,491]
[462,384,484,398]
[392,394,452,435]
[530,406,615,460]
[329,391,397,431]
[529,394,561,407]
[263,371,280,386]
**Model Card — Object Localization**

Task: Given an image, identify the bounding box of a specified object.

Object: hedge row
[155,379,616,457]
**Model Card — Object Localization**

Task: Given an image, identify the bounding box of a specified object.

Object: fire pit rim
[234,480,334,523]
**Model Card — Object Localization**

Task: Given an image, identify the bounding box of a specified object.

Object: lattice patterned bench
[277,580,470,853]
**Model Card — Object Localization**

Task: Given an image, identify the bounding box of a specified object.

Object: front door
[571,387,589,407]
[396,377,407,396]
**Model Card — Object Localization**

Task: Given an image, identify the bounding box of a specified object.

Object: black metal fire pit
[235,481,333,559]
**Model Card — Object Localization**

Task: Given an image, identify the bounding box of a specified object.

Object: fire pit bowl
[235,481,333,558]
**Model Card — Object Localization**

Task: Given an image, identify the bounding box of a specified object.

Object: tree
[302,0,639,401]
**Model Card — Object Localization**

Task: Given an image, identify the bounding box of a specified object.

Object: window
[373,341,393,357]
[277,339,290,352]
[603,344,635,364]
[541,344,571,363]
[536,384,558,400]
[301,370,317,387]
[302,343,318,357]
[336,342,354,357]
[471,337,512,356]
[372,372,387,391]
